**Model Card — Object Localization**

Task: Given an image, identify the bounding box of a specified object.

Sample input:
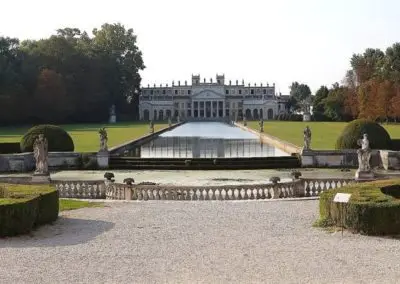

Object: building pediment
[192,89,224,100]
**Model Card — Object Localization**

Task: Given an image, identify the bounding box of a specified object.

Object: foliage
[123,178,135,185]
[20,124,74,152]
[317,179,400,235]
[289,82,312,112]
[323,84,352,122]
[78,153,98,170]
[59,199,103,211]
[275,113,303,121]
[312,86,329,113]
[0,23,144,125]
[335,119,392,150]
[0,184,59,237]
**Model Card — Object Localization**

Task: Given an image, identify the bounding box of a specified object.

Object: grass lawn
[247,121,400,150]
[0,122,169,152]
[59,199,104,211]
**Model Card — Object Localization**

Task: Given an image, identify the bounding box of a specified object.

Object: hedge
[20,124,74,152]
[0,142,21,154]
[0,184,59,237]
[317,179,400,235]
[335,119,392,150]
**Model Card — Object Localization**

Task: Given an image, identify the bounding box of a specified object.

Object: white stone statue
[33,134,49,175]
[168,117,172,127]
[303,126,311,150]
[357,133,372,172]
[99,127,108,151]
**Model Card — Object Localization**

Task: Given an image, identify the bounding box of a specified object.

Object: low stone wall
[380,150,400,170]
[109,122,185,156]
[300,150,386,168]
[234,123,301,154]
[54,180,105,199]
[0,152,96,173]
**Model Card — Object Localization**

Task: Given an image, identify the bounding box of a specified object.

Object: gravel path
[1,200,400,283]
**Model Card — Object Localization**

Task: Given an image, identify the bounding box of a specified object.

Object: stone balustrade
[302,178,354,197]
[53,180,106,199]
[55,178,355,200]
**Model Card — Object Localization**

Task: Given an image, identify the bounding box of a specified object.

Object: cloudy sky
[1,0,399,94]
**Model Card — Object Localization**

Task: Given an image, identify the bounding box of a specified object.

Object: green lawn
[0,122,169,152]
[247,121,400,150]
[59,199,104,211]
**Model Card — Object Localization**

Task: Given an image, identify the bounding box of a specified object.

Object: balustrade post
[294,179,305,197]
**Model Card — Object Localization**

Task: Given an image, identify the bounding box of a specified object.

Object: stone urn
[269,176,281,199]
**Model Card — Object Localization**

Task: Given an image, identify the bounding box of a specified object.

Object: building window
[188,90,191,95]
[175,90,178,95]
[225,90,229,95]
[251,89,254,95]
[238,89,242,95]
[150,90,153,95]
[263,89,266,94]
[217,80,220,84]
[162,89,166,95]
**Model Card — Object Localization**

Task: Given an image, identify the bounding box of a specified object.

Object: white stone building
[139,74,288,121]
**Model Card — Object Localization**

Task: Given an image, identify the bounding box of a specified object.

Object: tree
[350,48,384,84]
[324,84,349,121]
[312,85,329,113]
[289,82,312,112]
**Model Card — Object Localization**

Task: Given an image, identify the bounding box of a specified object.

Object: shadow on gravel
[0,217,115,248]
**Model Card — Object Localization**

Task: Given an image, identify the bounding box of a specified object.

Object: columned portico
[191,100,226,118]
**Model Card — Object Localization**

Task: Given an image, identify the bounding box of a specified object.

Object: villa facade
[139,74,288,121]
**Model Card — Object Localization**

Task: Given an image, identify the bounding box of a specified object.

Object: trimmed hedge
[317,179,400,235]
[20,124,74,152]
[335,119,392,150]
[0,142,21,154]
[0,184,59,237]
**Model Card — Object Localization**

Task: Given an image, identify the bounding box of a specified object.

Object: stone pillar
[211,101,214,117]
[223,101,226,117]
[97,150,109,169]
[203,101,206,118]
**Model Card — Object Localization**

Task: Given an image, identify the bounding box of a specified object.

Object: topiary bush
[317,179,400,235]
[20,125,74,152]
[335,119,391,150]
[0,184,59,237]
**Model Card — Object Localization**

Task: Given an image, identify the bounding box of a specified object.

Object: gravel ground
[1,200,400,284]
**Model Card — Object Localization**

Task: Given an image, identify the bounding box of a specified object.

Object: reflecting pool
[141,122,289,158]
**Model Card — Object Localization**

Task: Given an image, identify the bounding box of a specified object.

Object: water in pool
[141,122,289,158]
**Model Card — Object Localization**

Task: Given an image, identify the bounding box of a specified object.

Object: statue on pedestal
[33,134,49,175]
[168,117,172,127]
[303,126,311,151]
[355,134,374,180]
[99,127,108,152]
[149,120,154,134]
[259,119,264,132]
[243,116,247,126]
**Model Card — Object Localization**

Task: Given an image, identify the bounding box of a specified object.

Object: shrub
[0,184,59,237]
[20,125,74,152]
[335,119,392,150]
[317,179,400,235]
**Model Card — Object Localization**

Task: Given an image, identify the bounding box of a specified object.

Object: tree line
[311,43,400,122]
[0,23,145,125]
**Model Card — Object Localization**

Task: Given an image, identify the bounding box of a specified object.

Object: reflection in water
[141,137,289,158]
[140,122,289,158]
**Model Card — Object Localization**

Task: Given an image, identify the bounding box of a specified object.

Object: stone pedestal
[97,151,110,169]
[109,115,116,124]
[31,173,51,184]
[355,170,375,181]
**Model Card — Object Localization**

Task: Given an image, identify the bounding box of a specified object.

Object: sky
[1,0,400,94]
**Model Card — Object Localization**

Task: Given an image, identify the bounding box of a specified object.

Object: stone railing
[53,180,106,199]
[55,178,355,200]
[302,178,354,197]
